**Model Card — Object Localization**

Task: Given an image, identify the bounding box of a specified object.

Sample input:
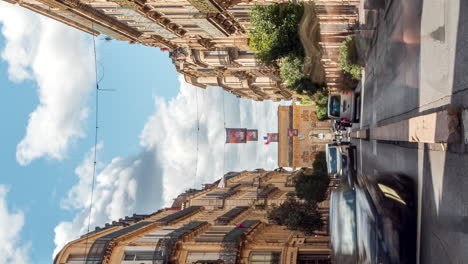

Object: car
[326,143,356,179]
[328,91,360,122]
[330,173,416,264]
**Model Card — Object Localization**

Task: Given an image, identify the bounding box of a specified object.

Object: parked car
[326,143,356,179]
[328,91,360,122]
[330,173,416,264]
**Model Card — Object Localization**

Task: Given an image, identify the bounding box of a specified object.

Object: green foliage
[312,88,329,120]
[279,55,323,94]
[298,94,315,105]
[295,168,330,203]
[312,151,327,174]
[341,72,359,91]
[315,106,328,121]
[339,36,362,80]
[280,55,304,87]
[248,3,305,66]
[313,88,328,107]
[267,198,323,235]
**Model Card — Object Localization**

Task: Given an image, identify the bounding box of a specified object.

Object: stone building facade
[1,0,295,101]
[1,0,359,101]
[278,104,333,169]
[54,169,331,264]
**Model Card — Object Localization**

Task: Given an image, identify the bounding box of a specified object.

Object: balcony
[153,221,209,263]
[156,206,203,226]
[257,185,278,199]
[214,206,249,225]
[85,221,154,263]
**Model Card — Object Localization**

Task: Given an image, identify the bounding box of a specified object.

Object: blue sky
[0,3,282,264]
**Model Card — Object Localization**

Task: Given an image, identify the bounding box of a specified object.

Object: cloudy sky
[0,2,283,263]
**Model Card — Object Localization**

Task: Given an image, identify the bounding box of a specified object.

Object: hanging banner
[288,129,298,136]
[267,133,279,142]
[226,128,247,143]
[246,129,258,141]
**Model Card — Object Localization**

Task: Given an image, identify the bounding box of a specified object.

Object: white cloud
[53,77,281,257]
[0,185,30,264]
[0,2,94,165]
[53,144,162,257]
[141,77,281,204]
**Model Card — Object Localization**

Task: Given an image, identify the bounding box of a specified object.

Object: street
[353,0,468,263]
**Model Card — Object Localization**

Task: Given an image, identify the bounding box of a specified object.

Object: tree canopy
[248,3,305,66]
[267,198,323,235]
[312,88,329,120]
[295,165,330,203]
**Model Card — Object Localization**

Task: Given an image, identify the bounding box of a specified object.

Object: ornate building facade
[54,169,331,264]
[1,0,295,101]
[278,104,333,169]
[1,0,358,101]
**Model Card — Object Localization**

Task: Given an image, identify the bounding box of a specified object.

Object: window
[239,51,255,56]
[183,25,200,29]
[204,51,228,56]
[124,251,154,261]
[157,5,185,9]
[66,254,100,264]
[249,252,280,264]
[186,252,221,264]
[328,95,340,117]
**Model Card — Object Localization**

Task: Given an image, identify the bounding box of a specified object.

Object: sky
[0,2,284,263]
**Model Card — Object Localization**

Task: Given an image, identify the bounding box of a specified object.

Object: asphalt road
[353,0,468,263]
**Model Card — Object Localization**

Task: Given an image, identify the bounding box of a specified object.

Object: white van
[327,91,360,122]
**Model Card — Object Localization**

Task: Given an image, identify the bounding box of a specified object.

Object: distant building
[54,169,331,264]
[278,104,333,168]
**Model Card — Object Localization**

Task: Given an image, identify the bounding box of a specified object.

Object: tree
[312,151,327,174]
[248,3,305,66]
[312,88,329,120]
[279,54,323,94]
[295,168,330,203]
[267,199,323,235]
[339,36,361,80]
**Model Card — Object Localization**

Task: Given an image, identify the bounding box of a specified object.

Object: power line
[222,90,226,176]
[83,31,100,260]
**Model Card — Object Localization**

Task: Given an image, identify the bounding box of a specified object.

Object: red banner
[226,128,247,143]
[267,133,279,142]
[288,129,298,136]
[246,129,258,141]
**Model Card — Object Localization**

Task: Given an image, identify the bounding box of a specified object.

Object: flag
[288,129,298,136]
[225,128,247,143]
[246,129,258,141]
[263,136,270,145]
